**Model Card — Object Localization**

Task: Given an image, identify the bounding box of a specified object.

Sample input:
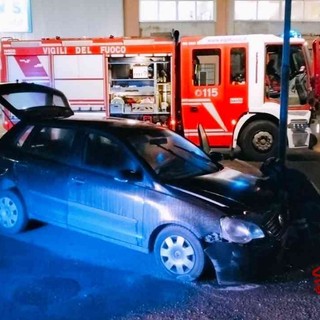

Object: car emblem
[278,214,285,226]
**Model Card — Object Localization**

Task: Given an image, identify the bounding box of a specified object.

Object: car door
[14,125,76,225]
[67,131,146,246]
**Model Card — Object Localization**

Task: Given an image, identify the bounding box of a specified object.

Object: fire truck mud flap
[204,241,278,286]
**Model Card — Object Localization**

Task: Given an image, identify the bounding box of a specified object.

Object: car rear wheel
[154,226,205,281]
[0,190,28,234]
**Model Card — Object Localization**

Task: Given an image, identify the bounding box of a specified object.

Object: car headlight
[220,217,265,244]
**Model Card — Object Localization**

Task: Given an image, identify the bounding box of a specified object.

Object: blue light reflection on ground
[0,227,198,320]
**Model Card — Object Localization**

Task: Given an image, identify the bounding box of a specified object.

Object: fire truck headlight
[220,217,265,244]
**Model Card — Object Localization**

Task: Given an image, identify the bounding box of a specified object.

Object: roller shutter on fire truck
[6,53,105,112]
[0,38,175,128]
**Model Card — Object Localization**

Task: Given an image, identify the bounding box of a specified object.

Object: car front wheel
[0,190,28,234]
[154,226,205,281]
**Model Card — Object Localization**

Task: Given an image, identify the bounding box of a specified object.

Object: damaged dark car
[0,83,316,285]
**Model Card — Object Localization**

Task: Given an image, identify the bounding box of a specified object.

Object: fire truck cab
[1,33,319,160]
[178,34,318,160]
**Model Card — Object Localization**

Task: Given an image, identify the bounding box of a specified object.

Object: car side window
[15,126,35,148]
[24,126,75,163]
[84,133,135,173]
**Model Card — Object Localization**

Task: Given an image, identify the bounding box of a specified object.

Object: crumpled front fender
[204,240,278,285]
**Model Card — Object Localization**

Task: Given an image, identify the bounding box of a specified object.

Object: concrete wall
[140,22,215,37]
[124,0,139,36]
[0,0,123,40]
[234,21,320,37]
[0,1,319,41]
[139,0,320,39]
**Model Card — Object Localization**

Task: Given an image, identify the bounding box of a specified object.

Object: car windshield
[126,127,219,180]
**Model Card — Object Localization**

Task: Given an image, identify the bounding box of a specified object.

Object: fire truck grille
[263,212,285,240]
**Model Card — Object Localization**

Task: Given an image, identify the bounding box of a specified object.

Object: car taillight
[3,119,12,131]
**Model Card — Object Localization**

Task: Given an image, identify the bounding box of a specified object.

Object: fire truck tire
[239,120,278,161]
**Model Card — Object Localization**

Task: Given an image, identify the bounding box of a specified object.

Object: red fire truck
[1,32,319,160]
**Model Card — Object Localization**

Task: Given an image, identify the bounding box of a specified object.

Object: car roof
[19,116,167,136]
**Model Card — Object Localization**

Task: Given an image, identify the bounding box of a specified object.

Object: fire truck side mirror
[197,123,210,155]
[197,123,224,163]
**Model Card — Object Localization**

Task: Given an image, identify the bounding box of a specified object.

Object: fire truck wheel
[239,120,278,161]
[154,225,205,281]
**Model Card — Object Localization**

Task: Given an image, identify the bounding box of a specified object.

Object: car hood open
[167,167,275,213]
[0,82,74,121]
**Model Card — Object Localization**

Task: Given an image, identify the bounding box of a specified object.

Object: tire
[239,120,278,161]
[0,190,28,234]
[154,225,205,281]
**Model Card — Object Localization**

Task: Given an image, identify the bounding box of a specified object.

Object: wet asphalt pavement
[1,147,320,320]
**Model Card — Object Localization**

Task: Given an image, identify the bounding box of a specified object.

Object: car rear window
[5,92,66,110]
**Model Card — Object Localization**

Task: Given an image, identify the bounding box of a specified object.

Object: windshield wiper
[173,144,211,161]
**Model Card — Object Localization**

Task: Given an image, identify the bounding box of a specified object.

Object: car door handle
[16,162,28,168]
[71,177,85,184]
[0,168,8,176]
[114,177,128,183]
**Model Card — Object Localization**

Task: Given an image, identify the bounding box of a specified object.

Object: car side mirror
[115,169,143,183]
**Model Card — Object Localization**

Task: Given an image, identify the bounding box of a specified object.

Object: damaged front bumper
[204,238,279,286]
[204,216,314,285]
